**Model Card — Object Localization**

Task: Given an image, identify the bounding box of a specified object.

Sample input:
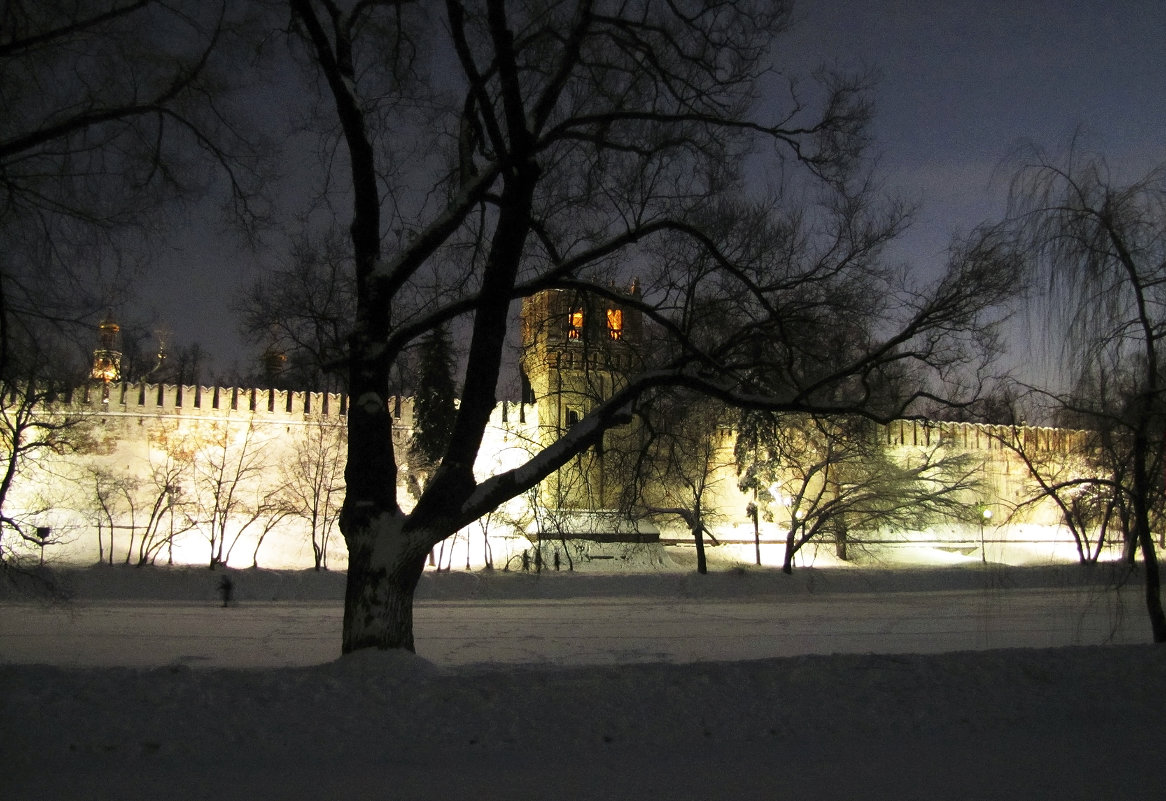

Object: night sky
[788,1,1165,259]
[137,0,1166,377]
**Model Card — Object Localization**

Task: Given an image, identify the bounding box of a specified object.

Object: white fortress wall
[6,384,544,570]
[693,418,1089,563]
[5,384,1099,570]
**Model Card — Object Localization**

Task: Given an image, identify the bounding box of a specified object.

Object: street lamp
[979,507,993,564]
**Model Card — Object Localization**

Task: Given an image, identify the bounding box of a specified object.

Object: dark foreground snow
[3,565,1166,800]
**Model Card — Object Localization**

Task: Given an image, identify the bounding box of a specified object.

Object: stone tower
[519,282,643,515]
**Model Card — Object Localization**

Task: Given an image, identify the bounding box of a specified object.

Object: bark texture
[342,521,429,652]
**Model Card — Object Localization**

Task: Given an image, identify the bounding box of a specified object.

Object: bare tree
[993,417,1127,565]
[83,466,137,565]
[1,2,267,578]
[189,420,269,569]
[471,507,497,570]
[1,2,263,371]
[0,380,94,564]
[249,501,296,570]
[226,482,295,570]
[739,413,982,573]
[78,455,193,568]
[526,468,603,572]
[281,420,346,570]
[287,0,1016,653]
[140,427,201,566]
[614,393,734,575]
[134,475,190,567]
[237,228,356,391]
[79,424,199,567]
[999,146,1166,642]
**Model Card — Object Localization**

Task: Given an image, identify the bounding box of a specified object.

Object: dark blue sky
[790,1,1164,259]
[140,1,1166,376]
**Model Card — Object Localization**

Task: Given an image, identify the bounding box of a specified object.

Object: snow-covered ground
[4,559,1165,800]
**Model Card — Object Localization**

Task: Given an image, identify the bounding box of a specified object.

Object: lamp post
[35,526,51,566]
[979,507,993,564]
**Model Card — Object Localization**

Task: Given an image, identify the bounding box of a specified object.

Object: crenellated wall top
[880,418,1086,453]
[61,381,351,419]
[47,382,539,430]
[32,381,1081,453]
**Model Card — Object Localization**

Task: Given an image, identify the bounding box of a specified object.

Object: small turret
[91,316,122,383]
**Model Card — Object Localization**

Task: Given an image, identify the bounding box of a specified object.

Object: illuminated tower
[90,316,122,384]
[519,282,643,512]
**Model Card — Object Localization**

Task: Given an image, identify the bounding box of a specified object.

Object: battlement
[45,381,539,432]
[27,381,1084,454]
[881,418,1083,453]
[63,381,351,419]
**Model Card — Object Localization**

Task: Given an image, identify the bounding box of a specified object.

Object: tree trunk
[834,524,849,561]
[782,527,796,574]
[1136,530,1166,642]
[1129,429,1166,642]
[1123,523,1138,565]
[558,535,574,571]
[1131,506,1166,643]
[750,505,761,566]
[692,523,707,575]
[342,523,430,653]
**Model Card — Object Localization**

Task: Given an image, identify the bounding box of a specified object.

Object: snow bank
[5,645,1164,800]
[4,563,1164,799]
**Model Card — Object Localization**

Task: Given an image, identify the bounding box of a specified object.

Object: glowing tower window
[568,309,584,339]
[606,309,623,340]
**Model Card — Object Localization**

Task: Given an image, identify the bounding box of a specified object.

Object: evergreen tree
[409,326,458,476]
